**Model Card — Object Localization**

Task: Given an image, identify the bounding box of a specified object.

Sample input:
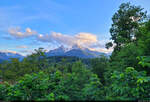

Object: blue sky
[0,0,150,56]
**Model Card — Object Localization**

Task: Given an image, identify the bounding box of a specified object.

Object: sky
[0,0,150,56]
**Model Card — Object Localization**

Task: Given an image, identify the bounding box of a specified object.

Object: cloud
[75,32,98,46]
[19,50,33,53]
[18,49,34,56]
[89,47,113,54]
[0,50,17,54]
[37,32,75,45]
[8,27,37,38]
[75,33,98,43]
[16,45,28,49]
[37,32,99,47]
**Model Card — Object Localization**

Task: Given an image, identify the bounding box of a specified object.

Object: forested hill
[47,56,91,65]
[1,2,150,101]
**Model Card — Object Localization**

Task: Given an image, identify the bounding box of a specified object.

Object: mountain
[46,44,107,58]
[46,45,67,56]
[0,51,24,62]
[0,45,109,62]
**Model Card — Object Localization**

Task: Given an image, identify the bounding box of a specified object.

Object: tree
[106,2,147,52]
[90,55,109,84]
[106,67,150,100]
[26,47,48,70]
[109,43,143,71]
[137,20,150,55]
[0,61,104,101]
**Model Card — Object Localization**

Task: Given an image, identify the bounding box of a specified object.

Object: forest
[0,2,150,101]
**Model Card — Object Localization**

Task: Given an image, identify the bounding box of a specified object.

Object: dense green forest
[1,2,150,101]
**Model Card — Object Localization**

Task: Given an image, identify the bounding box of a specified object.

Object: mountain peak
[47,45,67,56]
[71,44,83,50]
[56,45,69,52]
[0,51,24,61]
[46,44,107,58]
[58,45,65,50]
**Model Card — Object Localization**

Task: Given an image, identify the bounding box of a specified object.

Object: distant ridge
[46,44,107,58]
[0,45,109,62]
[0,51,24,62]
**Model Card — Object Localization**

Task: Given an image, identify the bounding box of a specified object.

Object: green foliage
[82,74,103,100]
[90,55,109,84]
[137,56,150,67]
[0,48,49,82]
[0,61,104,101]
[5,72,51,100]
[106,67,150,100]
[110,43,143,71]
[54,61,104,101]
[137,20,150,55]
[0,83,7,100]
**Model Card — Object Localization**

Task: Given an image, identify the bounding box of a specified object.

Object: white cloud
[89,47,113,54]
[0,49,17,54]
[20,49,33,53]
[16,45,28,49]
[37,32,99,47]
[37,32,75,46]
[8,27,37,38]
[75,32,98,47]
[18,49,34,56]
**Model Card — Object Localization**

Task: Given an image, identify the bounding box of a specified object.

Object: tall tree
[106,2,147,52]
[137,20,150,55]
[26,48,48,70]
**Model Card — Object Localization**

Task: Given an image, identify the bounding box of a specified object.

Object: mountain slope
[46,45,66,56]
[46,45,107,58]
[0,52,24,62]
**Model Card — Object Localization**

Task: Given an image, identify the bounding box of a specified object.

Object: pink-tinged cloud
[37,32,99,47]
[8,27,37,38]
[16,45,28,49]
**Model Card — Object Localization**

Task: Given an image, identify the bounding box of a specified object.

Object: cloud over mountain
[0,50,17,54]
[37,32,112,53]
[37,32,100,48]
[8,27,113,54]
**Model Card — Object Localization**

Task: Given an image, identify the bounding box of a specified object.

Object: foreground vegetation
[1,2,150,101]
